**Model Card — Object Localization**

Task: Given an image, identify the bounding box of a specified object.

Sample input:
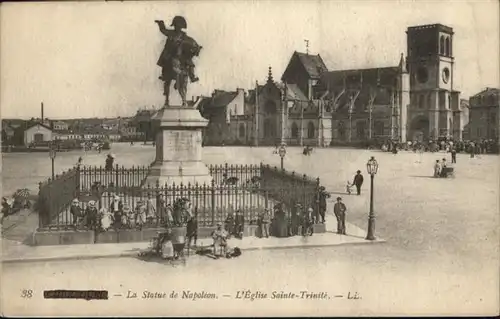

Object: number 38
[21,289,33,298]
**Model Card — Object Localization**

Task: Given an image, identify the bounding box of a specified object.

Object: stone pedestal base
[143,103,213,187]
[145,160,213,186]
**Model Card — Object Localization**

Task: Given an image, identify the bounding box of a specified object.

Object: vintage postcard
[1,0,499,317]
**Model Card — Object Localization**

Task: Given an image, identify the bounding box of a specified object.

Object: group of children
[224,210,245,239]
[69,194,173,231]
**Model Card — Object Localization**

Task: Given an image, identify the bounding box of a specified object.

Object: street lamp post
[366,156,378,240]
[278,144,287,170]
[49,146,57,180]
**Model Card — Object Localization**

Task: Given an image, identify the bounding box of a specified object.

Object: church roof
[471,87,499,98]
[25,122,53,132]
[209,90,238,108]
[319,66,400,89]
[294,51,328,79]
[285,83,308,101]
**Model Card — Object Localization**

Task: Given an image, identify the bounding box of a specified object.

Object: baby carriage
[139,230,172,259]
[139,229,186,263]
[346,181,354,195]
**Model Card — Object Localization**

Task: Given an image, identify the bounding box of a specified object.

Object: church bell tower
[406,24,457,141]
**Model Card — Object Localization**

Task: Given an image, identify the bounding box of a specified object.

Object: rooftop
[406,23,454,34]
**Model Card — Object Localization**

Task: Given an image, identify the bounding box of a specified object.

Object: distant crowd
[380,138,498,155]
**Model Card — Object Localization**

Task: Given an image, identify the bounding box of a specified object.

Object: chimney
[41,102,44,120]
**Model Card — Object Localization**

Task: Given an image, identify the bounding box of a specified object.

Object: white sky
[1,0,498,119]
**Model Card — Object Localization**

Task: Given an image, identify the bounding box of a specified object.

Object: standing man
[451,148,457,164]
[316,186,330,224]
[333,197,347,235]
[352,170,364,195]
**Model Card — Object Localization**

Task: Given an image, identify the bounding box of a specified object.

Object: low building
[198,89,245,145]
[133,109,158,141]
[465,87,499,141]
[24,123,53,146]
[52,121,69,131]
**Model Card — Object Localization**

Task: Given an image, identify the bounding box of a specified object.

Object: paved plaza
[1,144,499,316]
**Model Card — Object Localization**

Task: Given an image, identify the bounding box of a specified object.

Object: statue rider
[155,16,200,96]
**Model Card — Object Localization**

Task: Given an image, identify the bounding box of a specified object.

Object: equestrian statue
[155,16,202,107]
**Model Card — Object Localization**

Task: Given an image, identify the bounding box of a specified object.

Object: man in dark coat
[316,186,331,224]
[333,197,347,235]
[234,210,244,239]
[352,170,364,195]
[451,148,457,163]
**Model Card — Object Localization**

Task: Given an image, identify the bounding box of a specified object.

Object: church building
[202,23,466,146]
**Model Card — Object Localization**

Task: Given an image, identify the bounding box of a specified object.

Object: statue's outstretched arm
[154,20,173,37]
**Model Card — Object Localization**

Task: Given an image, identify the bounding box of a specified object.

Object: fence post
[75,165,81,198]
[264,190,269,209]
[155,180,160,227]
[38,182,43,229]
[211,179,215,226]
[302,174,307,209]
[115,164,119,189]
[316,177,321,224]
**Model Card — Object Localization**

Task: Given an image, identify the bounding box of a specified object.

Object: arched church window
[439,36,445,55]
[265,100,277,114]
[307,122,315,138]
[291,122,299,138]
[445,37,450,56]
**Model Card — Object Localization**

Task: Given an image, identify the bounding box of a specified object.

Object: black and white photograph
[1,0,499,317]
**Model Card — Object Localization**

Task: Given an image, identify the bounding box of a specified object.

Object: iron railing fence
[78,164,150,191]
[37,167,80,228]
[260,164,320,213]
[40,182,320,231]
[37,163,324,232]
[208,163,262,186]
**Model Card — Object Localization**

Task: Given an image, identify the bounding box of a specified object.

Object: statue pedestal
[143,105,213,187]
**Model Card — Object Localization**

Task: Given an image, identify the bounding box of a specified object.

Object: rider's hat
[171,16,187,29]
